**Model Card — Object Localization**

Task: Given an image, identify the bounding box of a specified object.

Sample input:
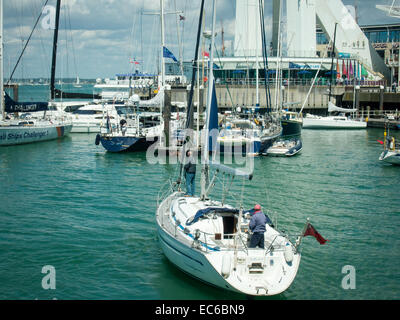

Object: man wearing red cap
[249,204,267,249]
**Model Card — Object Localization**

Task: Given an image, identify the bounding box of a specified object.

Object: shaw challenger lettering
[5,131,49,141]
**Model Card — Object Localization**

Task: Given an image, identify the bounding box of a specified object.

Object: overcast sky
[3,0,399,80]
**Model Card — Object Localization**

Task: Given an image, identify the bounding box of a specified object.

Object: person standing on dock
[184,150,196,197]
[249,204,267,249]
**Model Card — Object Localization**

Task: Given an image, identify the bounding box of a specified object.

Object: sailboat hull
[156,193,302,296]
[281,119,302,137]
[217,139,262,155]
[379,150,400,165]
[157,223,238,291]
[303,117,367,129]
[260,130,282,153]
[0,123,72,146]
[99,135,158,153]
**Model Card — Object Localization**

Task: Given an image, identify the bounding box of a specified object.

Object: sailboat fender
[221,254,232,278]
[284,243,293,264]
[95,134,101,146]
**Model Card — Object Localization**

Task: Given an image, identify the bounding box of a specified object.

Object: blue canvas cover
[186,207,239,226]
[4,92,49,113]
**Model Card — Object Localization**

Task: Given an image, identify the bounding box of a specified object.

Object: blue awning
[186,207,239,226]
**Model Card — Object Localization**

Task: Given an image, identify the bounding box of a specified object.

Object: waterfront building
[317,23,400,85]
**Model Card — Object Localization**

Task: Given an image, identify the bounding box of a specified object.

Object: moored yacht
[70,103,118,133]
[303,114,367,129]
[281,111,303,137]
[303,102,367,129]
[218,118,263,155]
[0,0,72,146]
[156,0,311,296]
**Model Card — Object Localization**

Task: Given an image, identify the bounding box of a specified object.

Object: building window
[378,31,387,43]
[389,30,400,42]
[369,32,377,43]
[317,33,329,45]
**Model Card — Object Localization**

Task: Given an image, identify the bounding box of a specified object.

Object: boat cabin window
[233,123,252,130]
[115,106,136,116]
[73,110,102,115]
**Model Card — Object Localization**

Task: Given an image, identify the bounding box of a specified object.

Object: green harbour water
[0,86,399,300]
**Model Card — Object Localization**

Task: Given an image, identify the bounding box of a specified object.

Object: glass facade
[317,32,329,45]
[317,26,400,45]
[389,30,400,42]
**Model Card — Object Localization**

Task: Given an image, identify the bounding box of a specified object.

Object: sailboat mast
[50,0,61,100]
[256,8,259,108]
[201,0,217,200]
[185,0,205,131]
[159,0,165,148]
[174,0,184,76]
[274,0,282,111]
[329,23,338,103]
[0,0,4,120]
[160,0,165,88]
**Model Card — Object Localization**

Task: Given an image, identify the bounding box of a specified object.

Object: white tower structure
[315,0,390,80]
[234,0,262,57]
[286,0,317,57]
[376,1,400,18]
[272,0,390,80]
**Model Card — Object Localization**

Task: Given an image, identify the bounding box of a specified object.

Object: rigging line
[259,0,271,113]
[174,0,183,75]
[176,0,205,186]
[299,39,333,115]
[7,0,51,85]
[239,177,246,210]
[213,42,234,110]
[66,2,78,79]
[141,7,144,72]
[31,0,48,82]
[62,3,71,81]
[181,0,188,64]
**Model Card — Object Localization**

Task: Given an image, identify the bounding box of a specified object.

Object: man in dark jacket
[249,204,267,249]
[184,150,196,196]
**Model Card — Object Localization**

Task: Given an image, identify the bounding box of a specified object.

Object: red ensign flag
[303,223,329,245]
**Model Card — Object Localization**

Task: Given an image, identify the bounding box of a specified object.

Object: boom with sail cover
[4,92,49,113]
[328,101,357,113]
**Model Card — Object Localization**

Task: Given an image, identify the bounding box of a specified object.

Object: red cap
[254,204,261,212]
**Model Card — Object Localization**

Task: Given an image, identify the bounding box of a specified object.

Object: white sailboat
[73,76,82,88]
[301,23,366,130]
[156,0,313,296]
[379,126,400,165]
[218,118,264,155]
[96,0,186,152]
[0,0,72,147]
[380,149,400,165]
[303,102,367,129]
